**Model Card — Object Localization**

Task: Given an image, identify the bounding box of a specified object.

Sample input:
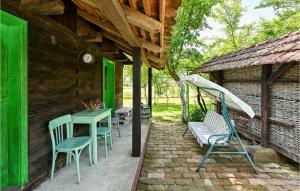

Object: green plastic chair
[49,114,92,184]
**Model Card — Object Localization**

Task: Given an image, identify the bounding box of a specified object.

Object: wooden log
[20,0,65,15]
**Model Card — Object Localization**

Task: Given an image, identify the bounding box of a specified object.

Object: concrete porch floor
[137,122,300,191]
[34,121,150,191]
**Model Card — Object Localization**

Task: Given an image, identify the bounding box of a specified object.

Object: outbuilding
[193,31,300,162]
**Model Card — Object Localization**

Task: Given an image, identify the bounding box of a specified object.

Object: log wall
[213,63,300,162]
[2,1,104,188]
[115,62,124,109]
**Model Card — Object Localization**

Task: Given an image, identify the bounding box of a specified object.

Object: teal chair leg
[104,135,108,157]
[74,150,81,184]
[51,152,57,179]
[88,143,92,166]
[109,131,112,149]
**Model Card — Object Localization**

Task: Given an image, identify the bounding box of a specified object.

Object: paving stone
[148,172,165,179]
[136,122,300,191]
[216,173,235,178]
[204,178,213,186]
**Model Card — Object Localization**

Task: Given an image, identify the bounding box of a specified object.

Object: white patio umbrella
[180,74,255,118]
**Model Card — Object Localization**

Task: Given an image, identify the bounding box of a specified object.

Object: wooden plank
[267,63,294,85]
[20,0,65,15]
[261,65,272,147]
[77,9,122,38]
[122,4,161,34]
[137,37,161,53]
[132,47,141,157]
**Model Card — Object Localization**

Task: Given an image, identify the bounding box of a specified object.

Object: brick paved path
[137,122,300,191]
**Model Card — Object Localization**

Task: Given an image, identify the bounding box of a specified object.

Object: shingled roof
[193,30,300,73]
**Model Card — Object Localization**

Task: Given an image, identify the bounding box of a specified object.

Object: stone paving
[137,122,300,191]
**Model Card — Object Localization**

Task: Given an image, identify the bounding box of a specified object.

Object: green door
[103,58,115,112]
[0,10,28,189]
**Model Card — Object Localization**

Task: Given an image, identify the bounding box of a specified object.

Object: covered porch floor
[137,122,299,191]
[34,121,150,191]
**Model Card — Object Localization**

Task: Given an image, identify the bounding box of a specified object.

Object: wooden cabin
[193,31,300,162]
[0,0,180,190]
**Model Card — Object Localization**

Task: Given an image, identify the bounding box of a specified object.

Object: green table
[72,109,112,164]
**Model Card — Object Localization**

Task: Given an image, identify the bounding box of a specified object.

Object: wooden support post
[132,47,141,157]
[148,67,152,117]
[215,71,223,114]
[261,65,272,147]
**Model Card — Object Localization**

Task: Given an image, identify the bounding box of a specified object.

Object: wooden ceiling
[72,0,181,69]
[19,0,180,69]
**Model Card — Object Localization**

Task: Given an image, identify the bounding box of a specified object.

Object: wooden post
[261,65,272,147]
[148,67,152,117]
[132,47,141,157]
[215,71,223,114]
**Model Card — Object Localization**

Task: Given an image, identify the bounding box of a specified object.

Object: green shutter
[0,10,28,189]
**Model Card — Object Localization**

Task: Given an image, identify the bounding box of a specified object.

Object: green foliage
[253,0,300,42]
[202,0,300,60]
[188,108,206,122]
[167,0,218,80]
[256,0,300,12]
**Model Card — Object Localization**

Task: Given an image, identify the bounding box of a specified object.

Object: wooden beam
[132,47,142,157]
[137,38,162,53]
[159,0,166,63]
[78,32,102,42]
[148,68,152,117]
[261,65,272,147]
[144,52,160,64]
[102,31,132,52]
[215,71,223,114]
[77,18,96,37]
[94,0,138,47]
[141,0,155,42]
[122,5,161,34]
[20,0,64,15]
[267,63,294,86]
[77,9,122,38]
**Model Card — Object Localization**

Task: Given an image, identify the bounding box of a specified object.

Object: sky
[200,0,276,40]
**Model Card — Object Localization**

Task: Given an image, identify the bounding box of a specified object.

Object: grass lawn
[152,103,198,123]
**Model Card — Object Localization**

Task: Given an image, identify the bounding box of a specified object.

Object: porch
[34,121,150,191]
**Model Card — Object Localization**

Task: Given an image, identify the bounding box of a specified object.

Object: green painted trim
[103,58,115,113]
[0,10,28,189]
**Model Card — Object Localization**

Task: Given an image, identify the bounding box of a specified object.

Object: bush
[188,108,206,122]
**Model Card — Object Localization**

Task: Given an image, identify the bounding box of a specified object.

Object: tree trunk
[179,82,187,123]
[144,86,148,104]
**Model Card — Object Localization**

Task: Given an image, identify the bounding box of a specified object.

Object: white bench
[188,110,230,147]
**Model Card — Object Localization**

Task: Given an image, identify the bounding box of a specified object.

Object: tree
[255,0,300,41]
[211,0,245,51]
[166,0,217,123]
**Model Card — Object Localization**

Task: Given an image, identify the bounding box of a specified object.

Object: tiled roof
[193,30,300,73]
